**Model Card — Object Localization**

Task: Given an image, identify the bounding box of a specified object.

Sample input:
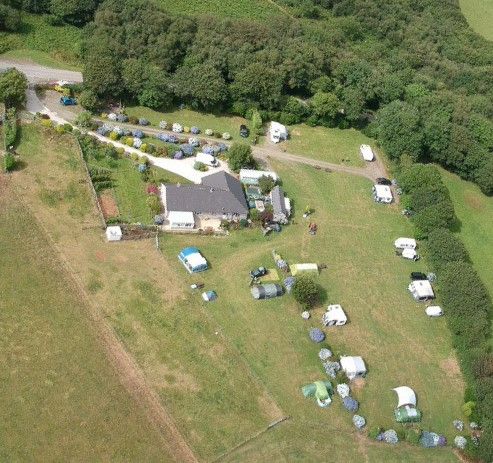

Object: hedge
[4,107,17,149]
[398,162,493,461]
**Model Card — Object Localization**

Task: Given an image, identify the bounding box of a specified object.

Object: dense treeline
[398,163,493,460]
[4,0,493,193]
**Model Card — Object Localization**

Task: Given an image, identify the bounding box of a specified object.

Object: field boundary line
[11,185,199,463]
[211,416,290,462]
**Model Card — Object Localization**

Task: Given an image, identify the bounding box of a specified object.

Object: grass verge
[459,0,493,41]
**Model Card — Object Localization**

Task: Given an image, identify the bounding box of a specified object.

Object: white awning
[393,386,417,408]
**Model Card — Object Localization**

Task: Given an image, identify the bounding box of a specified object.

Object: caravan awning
[393,386,417,408]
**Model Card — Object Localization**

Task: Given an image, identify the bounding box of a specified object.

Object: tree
[475,156,493,196]
[251,109,263,136]
[376,101,422,161]
[49,0,100,26]
[0,68,27,108]
[78,90,99,112]
[0,3,20,31]
[310,92,340,124]
[292,275,320,309]
[227,143,256,173]
[258,175,276,194]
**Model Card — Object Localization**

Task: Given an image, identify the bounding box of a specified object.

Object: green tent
[394,406,422,423]
[301,380,333,399]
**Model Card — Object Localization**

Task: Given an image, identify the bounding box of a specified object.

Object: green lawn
[151,0,281,19]
[459,0,493,40]
[159,162,463,461]
[0,14,81,69]
[126,106,253,143]
[282,124,373,166]
[0,185,170,462]
[442,169,493,315]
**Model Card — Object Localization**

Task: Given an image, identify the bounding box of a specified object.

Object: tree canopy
[0,68,27,108]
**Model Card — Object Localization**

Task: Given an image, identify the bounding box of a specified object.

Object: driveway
[0,59,82,84]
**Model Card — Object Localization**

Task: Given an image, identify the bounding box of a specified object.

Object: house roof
[164,172,248,216]
[271,185,287,216]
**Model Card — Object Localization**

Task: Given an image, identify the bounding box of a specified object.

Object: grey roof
[270,185,287,216]
[164,172,248,216]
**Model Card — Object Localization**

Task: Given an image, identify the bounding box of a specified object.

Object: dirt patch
[99,191,119,219]
[351,377,366,392]
[440,356,465,388]
[464,192,483,211]
[95,251,106,262]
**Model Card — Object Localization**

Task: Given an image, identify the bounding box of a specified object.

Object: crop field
[442,170,493,323]
[126,106,253,143]
[0,14,81,69]
[0,173,170,460]
[11,123,463,462]
[152,0,282,20]
[459,0,493,41]
[282,124,372,167]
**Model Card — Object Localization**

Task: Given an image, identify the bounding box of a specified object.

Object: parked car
[376,177,392,185]
[60,96,76,106]
[250,267,267,279]
[410,272,427,281]
[240,124,250,138]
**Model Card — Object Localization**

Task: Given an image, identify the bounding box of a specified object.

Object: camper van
[408,280,435,301]
[196,152,219,167]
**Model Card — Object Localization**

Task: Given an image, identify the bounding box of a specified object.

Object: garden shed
[360,144,375,161]
[291,263,318,276]
[168,211,195,230]
[251,284,284,300]
[340,356,367,380]
[372,184,393,203]
[408,280,434,301]
[105,225,122,242]
[322,305,347,326]
[178,247,208,273]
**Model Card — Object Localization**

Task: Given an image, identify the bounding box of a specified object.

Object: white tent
[270,121,288,143]
[426,306,443,317]
[393,386,417,408]
[340,356,367,380]
[394,237,417,250]
[408,280,435,301]
[402,248,419,260]
[322,304,347,326]
[167,211,195,229]
[105,225,122,242]
[360,144,375,161]
[291,263,318,276]
[373,184,393,203]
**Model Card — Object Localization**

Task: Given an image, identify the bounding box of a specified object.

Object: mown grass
[0,14,81,69]
[459,0,493,41]
[13,123,463,461]
[282,124,373,166]
[0,185,170,461]
[126,106,253,143]
[152,0,280,20]
[159,161,463,461]
[441,169,493,326]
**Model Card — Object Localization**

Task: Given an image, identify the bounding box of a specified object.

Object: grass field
[0,14,81,69]
[152,0,281,20]
[11,123,463,461]
[282,124,372,167]
[459,0,493,40]
[158,161,463,461]
[442,170,493,314]
[0,175,170,460]
[126,106,253,143]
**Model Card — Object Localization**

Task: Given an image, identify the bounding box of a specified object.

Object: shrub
[405,428,422,445]
[140,143,148,153]
[205,129,213,136]
[222,132,231,140]
[4,152,15,172]
[4,108,17,148]
[40,118,53,128]
[159,120,168,129]
[463,401,476,418]
[368,427,383,440]
[109,131,119,141]
[183,126,190,133]
[78,90,99,112]
[426,228,470,271]
[292,275,321,309]
[128,116,138,125]
[75,111,93,128]
[227,143,256,172]
[249,208,260,223]
[146,195,161,216]
[258,175,276,194]
[193,161,208,172]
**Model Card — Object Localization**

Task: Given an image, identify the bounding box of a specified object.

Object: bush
[227,143,256,172]
[128,116,138,125]
[3,108,17,148]
[292,275,321,309]
[193,161,208,172]
[78,90,99,112]
[258,175,276,194]
[75,111,93,128]
[146,195,161,216]
[4,152,15,172]
[426,228,470,271]
[222,132,231,140]
[40,119,53,128]
[109,131,119,141]
[368,427,383,440]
